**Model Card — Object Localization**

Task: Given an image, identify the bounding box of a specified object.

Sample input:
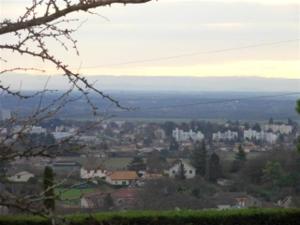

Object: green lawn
[56,188,95,201]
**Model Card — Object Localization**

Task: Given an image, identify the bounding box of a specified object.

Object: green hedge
[0,209,299,225]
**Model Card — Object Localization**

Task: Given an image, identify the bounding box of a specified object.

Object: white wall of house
[105,177,130,186]
[80,168,106,179]
[7,171,34,182]
[167,161,196,179]
[80,197,90,208]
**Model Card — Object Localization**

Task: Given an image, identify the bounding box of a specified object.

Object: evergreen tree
[235,145,246,161]
[296,100,300,152]
[163,121,176,137]
[269,117,274,124]
[103,193,114,210]
[169,137,179,151]
[43,166,55,211]
[244,122,250,130]
[207,153,222,182]
[263,161,283,188]
[191,141,207,176]
[0,154,8,181]
[231,145,246,173]
[176,161,186,180]
[297,99,300,114]
[252,123,261,132]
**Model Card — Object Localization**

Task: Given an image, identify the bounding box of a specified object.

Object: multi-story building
[0,109,11,121]
[264,124,293,135]
[212,130,238,141]
[243,129,278,144]
[172,128,204,142]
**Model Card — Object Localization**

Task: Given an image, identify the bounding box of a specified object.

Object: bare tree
[0,0,153,221]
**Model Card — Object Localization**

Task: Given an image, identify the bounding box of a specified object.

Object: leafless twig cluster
[0,0,152,221]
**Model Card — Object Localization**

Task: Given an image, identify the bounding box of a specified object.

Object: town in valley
[1,103,299,213]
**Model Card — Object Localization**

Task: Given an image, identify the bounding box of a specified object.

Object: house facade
[166,160,196,179]
[80,166,106,179]
[105,171,138,186]
[7,171,34,182]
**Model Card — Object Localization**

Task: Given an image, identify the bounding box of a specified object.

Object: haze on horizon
[0,0,299,78]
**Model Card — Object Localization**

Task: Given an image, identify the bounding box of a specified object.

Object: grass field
[103,157,132,170]
[56,188,95,201]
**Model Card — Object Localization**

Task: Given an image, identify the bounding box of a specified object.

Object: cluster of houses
[80,159,196,184]
[3,157,296,211]
[6,159,197,185]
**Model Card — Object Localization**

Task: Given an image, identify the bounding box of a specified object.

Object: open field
[56,188,96,200]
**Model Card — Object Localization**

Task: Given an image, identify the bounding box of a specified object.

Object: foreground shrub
[0,208,299,225]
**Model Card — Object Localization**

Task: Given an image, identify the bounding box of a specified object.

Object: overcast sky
[1,0,299,78]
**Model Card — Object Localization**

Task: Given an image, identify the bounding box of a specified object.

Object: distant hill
[1,74,299,92]
[1,90,299,121]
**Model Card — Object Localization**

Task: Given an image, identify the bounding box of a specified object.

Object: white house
[80,165,106,179]
[166,159,196,179]
[105,171,138,186]
[29,126,47,134]
[51,131,74,140]
[52,126,78,140]
[12,125,46,135]
[7,171,34,182]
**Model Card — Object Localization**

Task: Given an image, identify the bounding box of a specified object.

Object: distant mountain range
[1,74,299,92]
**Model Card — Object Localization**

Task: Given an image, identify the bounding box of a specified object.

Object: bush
[0,209,299,225]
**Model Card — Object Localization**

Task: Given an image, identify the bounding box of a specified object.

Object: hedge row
[0,208,299,225]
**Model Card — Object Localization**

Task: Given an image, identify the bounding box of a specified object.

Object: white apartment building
[0,109,11,121]
[30,126,47,134]
[243,129,278,144]
[212,130,238,141]
[264,124,292,135]
[12,125,46,135]
[172,128,204,142]
[52,131,74,140]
